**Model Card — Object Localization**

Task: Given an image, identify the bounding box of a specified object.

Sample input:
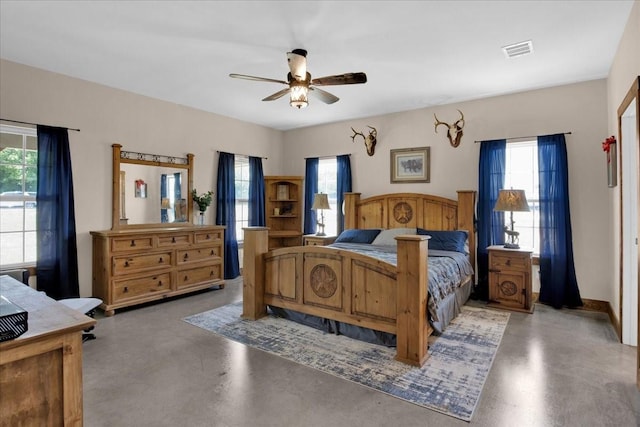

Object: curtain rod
[216,150,267,160]
[305,153,352,160]
[0,118,80,132]
[474,131,571,143]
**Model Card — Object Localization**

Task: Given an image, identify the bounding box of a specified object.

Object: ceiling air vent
[502,40,533,59]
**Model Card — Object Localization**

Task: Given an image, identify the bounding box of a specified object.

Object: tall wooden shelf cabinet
[264,176,304,249]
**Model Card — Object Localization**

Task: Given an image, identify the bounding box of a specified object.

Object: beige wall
[0,59,284,296]
[283,80,611,302]
[606,2,640,321]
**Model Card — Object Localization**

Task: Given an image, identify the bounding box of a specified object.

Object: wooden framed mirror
[616,76,639,388]
[111,144,194,230]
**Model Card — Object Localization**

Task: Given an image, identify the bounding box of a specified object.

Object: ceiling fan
[229,49,367,109]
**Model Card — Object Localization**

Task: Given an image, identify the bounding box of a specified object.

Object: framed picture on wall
[390,146,430,183]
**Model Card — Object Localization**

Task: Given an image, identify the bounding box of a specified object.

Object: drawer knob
[210,250,215,255]
[505,259,511,266]
[159,257,164,263]
[172,237,176,243]
[124,261,130,267]
[206,234,211,240]
[123,286,128,293]
[158,281,163,286]
[184,275,188,281]
[183,253,189,260]
[130,240,136,247]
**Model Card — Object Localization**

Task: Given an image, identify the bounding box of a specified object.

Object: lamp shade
[311,193,330,210]
[494,189,530,212]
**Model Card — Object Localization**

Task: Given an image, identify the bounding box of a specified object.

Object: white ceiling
[0,1,635,131]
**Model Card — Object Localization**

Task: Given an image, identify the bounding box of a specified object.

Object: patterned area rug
[184,302,509,422]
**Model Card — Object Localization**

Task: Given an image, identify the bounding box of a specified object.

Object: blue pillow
[417,229,468,253]
[334,229,381,244]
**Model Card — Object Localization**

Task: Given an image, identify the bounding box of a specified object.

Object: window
[504,141,539,253]
[0,125,38,267]
[317,158,338,236]
[234,155,249,243]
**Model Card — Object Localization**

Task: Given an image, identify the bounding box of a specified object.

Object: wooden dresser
[91,226,225,316]
[0,275,95,426]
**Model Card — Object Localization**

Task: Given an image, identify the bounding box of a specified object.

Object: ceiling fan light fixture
[290,84,308,109]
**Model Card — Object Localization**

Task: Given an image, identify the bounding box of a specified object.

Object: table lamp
[311,193,330,236]
[494,189,530,249]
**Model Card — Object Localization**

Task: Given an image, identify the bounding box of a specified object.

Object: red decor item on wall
[602,135,617,187]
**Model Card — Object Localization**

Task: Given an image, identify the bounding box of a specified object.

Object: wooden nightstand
[487,245,534,313]
[303,235,337,246]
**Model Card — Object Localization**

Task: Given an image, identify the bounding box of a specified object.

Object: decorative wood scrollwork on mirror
[111,143,194,230]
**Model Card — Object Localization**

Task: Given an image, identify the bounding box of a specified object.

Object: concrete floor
[83,278,639,427]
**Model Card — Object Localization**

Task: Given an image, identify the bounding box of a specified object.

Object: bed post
[344,192,361,230]
[242,227,269,320]
[395,234,430,367]
[457,190,476,282]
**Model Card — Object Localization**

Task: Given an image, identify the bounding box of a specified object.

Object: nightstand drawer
[303,235,336,246]
[490,252,530,272]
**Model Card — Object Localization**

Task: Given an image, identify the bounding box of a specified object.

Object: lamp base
[503,243,520,249]
[315,232,326,236]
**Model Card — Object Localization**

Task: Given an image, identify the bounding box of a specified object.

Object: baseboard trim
[532,292,619,339]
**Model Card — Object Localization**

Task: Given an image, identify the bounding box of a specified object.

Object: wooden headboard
[343,191,477,275]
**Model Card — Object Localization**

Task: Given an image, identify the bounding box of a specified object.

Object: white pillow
[371,228,417,246]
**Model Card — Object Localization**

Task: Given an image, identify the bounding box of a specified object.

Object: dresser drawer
[194,230,223,244]
[112,252,172,275]
[157,233,191,247]
[490,252,530,272]
[176,246,222,264]
[177,264,222,289]
[113,273,171,301]
[111,236,154,252]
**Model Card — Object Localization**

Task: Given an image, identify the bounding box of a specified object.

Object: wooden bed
[242,191,476,367]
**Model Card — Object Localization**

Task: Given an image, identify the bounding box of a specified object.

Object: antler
[454,109,465,128]
[367,126,377,137]
[351,127,365,142]
[433,114,449,133]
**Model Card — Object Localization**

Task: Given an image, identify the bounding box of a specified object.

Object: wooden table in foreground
[0,275,96,426]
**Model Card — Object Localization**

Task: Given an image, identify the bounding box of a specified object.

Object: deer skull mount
[351,126,378,156]
[434,110,465,148]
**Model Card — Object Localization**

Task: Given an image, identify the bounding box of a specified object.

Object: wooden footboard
[242,228,431,366]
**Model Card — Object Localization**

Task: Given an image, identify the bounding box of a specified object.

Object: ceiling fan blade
[287,49,307,81]
[262,88,291,102]
[309,86,339,104]
[311,72,367,86]
[229,73,288,85]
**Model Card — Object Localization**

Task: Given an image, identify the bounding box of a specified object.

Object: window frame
[0,125,38,268]
[504,140,540,255]
[234,155,250,244]
[317,158,338,237]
